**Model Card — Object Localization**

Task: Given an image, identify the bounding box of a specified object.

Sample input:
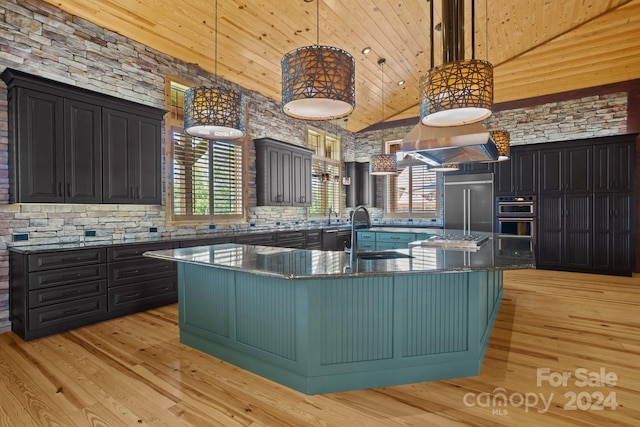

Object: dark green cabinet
[102,109,162,204]
[1,68,163,205]
[10,88,102,203]
[255,138,312,207]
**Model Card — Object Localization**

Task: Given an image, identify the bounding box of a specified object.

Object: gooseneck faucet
[328,207,339,225]
[348,205,371,265]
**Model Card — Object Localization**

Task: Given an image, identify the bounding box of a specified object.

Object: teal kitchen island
[144,235,534,394]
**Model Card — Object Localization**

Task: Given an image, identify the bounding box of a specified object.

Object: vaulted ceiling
[41,0,640,132]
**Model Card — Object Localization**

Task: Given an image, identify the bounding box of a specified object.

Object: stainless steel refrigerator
[444,173,494,233]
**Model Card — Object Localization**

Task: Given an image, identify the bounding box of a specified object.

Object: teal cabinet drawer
[375,232,416,244]
[376,242,408,250]
[357,241,376,250]
[357,231,376,241]
[416,233,435,241]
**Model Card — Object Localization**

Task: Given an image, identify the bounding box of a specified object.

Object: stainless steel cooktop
[415,234,490,250]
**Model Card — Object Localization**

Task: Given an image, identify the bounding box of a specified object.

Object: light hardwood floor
[1,269,639,426]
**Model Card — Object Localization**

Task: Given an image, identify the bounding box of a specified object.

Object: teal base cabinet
[178,264,502,394]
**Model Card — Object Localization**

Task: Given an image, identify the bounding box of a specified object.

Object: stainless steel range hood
[401,122,499,166]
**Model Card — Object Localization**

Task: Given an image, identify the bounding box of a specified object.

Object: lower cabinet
[537,193,634,275]
[357,230,436,250]
[10,247,109,340]
[106,242,178,316]
[9,242,177,340]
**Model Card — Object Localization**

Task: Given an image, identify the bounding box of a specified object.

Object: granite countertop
[7,224,444,253]
[143,234,534,279]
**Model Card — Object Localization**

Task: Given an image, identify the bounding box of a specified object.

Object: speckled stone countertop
[144,234,534,279]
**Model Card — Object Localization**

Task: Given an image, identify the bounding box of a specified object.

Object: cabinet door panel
[536,195,563,267]
[592,194,612,270]
[514,150,537,193]
[612,193,633,272]
[135,115,162,204]
[538,149,562,193]
[17,89,65,202]
[612,143,633,191]
[64,98,102,203]
[564,194,592,268]
[565,145,591,192]
[102,108,135,203]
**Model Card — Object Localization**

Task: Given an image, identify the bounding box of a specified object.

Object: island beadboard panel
[0,0,634,333]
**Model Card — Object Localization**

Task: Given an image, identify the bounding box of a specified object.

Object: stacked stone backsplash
[0,0,632,333]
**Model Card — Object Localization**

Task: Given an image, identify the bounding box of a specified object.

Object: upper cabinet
[494,147,537,195]
[1,68,164,205]
[102,109,162,204]
[539,144,592,194]
[594,140,634,192]
[255,138,313,207]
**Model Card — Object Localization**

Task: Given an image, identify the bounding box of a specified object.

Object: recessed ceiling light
[397,80,405,86]
[361,47,371,55]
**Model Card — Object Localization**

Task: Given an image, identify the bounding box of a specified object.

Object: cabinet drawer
[108,277,178,313]
[375,233,416,244]
[28,296,107,332]
[305,230,322,244]
[108,242,176,262]
[28,264,106,290]
[29,280,106,308]
[357,231,376,241]
[108,257,176,287]
[357,241,376,250]
[376,242,408,250]
[277,230,305,241]
[179,236,234,248]
[235,233,276,245]
[28,248,106,272]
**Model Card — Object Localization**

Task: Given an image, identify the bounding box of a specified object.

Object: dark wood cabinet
[594,140,634,192]
[539,144,591,193]
[102,109,162,204]
[9,247,108,340]
[345,162,376,207]
[1,68,163,205]
[535,135,635,275]
[494,147,537,195]
[276,230,306,248]
[9,87,102,203]
[255,138,313,207]
[593,193,634,274]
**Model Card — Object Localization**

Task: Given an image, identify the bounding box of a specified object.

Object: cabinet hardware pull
[58,183,63,197]
[67,183,71,197]
[63,290,82,296]
[63,273,83,280]
[63,309,80,315]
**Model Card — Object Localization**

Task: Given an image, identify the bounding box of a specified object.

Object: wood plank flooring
[1,269,639,426]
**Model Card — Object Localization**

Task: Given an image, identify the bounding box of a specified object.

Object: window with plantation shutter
[307,128,342,216]
[166,78,244,223]
[386,141,441,217]
[171,129,243,220]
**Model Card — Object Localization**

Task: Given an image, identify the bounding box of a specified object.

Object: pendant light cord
[214,0,218,83]
[316,0,320,46]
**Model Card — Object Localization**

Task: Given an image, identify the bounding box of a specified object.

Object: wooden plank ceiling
[41,0,640,132]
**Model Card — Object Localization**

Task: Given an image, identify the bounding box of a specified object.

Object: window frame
[384,139,442,219]
[307,127,342,217]
[164,75,247,225]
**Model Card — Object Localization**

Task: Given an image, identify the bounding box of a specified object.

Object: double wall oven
[496,196,536,251]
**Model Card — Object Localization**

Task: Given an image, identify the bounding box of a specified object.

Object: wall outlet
[84,230,96,237]
[149,227,158,233]
[209,224,216,230]
[13,233,29,241]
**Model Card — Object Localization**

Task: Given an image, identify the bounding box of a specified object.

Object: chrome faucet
[328,207,339,225]
[348,205,371,264]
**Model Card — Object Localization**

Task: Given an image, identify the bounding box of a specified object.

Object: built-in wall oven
[496,196,536,251]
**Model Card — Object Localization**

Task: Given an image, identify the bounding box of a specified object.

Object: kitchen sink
[356,251,413,260]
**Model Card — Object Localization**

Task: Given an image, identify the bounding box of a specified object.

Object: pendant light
[183,0,244,140]
[420,0,493,127]
[370,58,397,175]
[490,130,510,161]
[281,0,355,120]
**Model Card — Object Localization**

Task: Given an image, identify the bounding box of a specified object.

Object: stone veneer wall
[0,0,353,332]
[0,0,631,333]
